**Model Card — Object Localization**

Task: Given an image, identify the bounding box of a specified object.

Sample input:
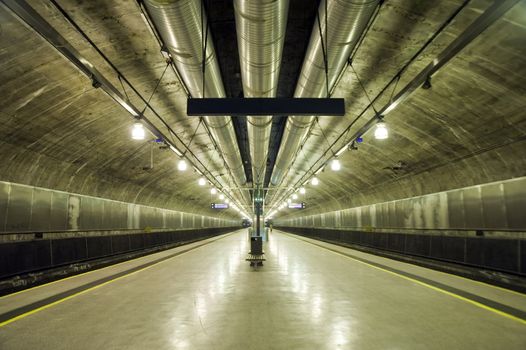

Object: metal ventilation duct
[143,0,249,204]
[270,0,379,186]
[234,0,289,186]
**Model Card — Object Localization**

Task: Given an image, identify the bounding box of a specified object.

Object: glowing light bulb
[177,159,187,171]
[292,194,298,200]
[210,188,217,195]
[331,159,341,171]
[311,177,319,186]
[299,187,306,194]
[287,198,292,203]
[131,122,145,140]
[374,121,388,140]
[219,194,224,200]
[198,177,206,186]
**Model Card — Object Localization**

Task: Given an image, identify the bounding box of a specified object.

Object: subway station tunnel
[0,0,525,348]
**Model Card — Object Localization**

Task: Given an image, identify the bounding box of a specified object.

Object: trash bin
[250,236,263,255]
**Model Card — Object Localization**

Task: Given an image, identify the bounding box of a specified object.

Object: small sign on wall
[211,203,229,209]
[288,202,306,209]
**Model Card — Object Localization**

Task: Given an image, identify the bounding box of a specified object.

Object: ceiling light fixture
[374,121,388,140]
[219,194,224,200]
[331,159,341,171]
[210,188,217,195]
[177,159,187,171]
[335,144,348,156]
[292,194,298,200]
[131,122,145,140]
[198,177,206,186]
[311,177,319,186]
[169,145,183,156]
[299,187,306,194]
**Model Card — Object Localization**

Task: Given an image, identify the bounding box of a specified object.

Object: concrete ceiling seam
[143,0,252,210]
[274,0,520,216]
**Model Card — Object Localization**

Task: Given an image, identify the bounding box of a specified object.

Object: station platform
[0,230,524,349]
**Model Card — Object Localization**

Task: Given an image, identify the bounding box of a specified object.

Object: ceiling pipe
[143,0,251,207]
[234,0,289,187]
[270,0,380,187]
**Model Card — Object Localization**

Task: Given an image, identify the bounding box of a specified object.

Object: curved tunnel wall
[275,177,526,234]
[0,181,239,235]
[275,177,526,276]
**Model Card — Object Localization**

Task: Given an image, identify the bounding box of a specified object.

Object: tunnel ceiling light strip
[335,144,347,157]
[169,145,183,157]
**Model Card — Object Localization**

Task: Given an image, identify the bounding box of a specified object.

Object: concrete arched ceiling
[0,0,241,219]
[0,0,525,222]
[271,0,526,219]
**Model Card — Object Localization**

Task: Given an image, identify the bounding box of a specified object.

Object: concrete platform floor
[0,229,525,349]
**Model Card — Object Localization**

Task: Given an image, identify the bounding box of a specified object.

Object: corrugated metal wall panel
[0,181,236,233]
[30,188,52,232]
[5,184,32,232]
[481,182,507,229]
[447,189,465,229]
[463,186,483,229]
[276,177,526,231]
[503,178,526,229]
[50,191,68,231]
[0,182,9,232]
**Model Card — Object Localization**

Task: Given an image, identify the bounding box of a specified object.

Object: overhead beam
[187,98,345,117]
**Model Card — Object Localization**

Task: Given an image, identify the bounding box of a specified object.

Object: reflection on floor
[0,230,524,350]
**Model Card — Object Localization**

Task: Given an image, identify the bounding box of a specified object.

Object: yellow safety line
[0,231,236,300]
[278,231,526,297]
[0,232,238,327]
[442,267,526,297]
[290,234,526,325]
[0,251,186,328]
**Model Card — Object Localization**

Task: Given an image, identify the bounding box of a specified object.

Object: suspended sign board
[187,98,345,116]
[211,203,229,209]
[288,202,306,209]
